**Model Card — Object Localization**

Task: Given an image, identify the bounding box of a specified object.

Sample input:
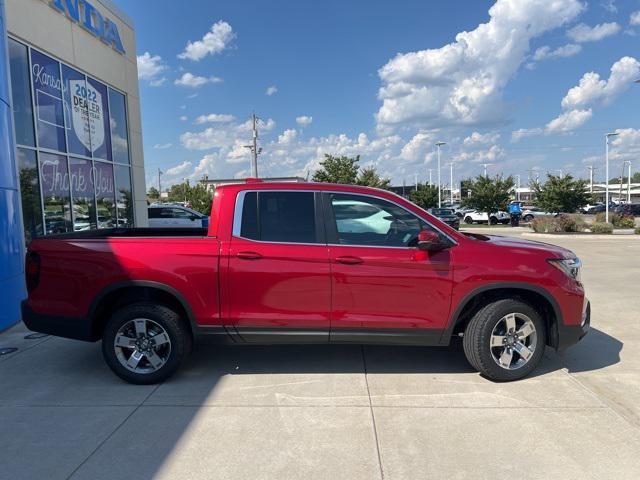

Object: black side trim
[21,301,93,341]
[440,282,565,347]
[556,301,590,350]
[236,327,329,344]
[331,328,444,345]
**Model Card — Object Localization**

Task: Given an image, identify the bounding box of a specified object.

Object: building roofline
[96,0,134,29]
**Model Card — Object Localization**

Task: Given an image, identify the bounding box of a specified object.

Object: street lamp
[515,174,521,202]
[448,162,455,205]
[605,132,619,224]
[436,142,446,207]
[481,163,494,177]
[625,160,632,203]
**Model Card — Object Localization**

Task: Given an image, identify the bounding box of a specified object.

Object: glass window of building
[30,50,66,152]
[8,39,34,147]
[39,152,72,234]
[114,164,133,226]
[109,88,129,164]
[17,148,43,242]
[94,161,116,228]
[62,65,92,157]
[70,158,96,231]
[87,77,112,161]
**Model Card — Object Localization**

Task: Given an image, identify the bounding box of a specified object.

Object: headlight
[547,257,581,281]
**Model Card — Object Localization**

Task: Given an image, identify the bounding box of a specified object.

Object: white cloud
[174,73,223,87]
[165,161,193,177]
[374,0,584,131]
[178,21,235,61]
[295,116,313,127]
[561,56,640,110]
[136,52,167,85]
[153,143,173,149]
[610,128,640,163]
[180,118,276,150]
[265,86,278,96]
[630,11,640,26]
[179,116,188,122]
[600,0,617,14]
[452,144,506,165]
[567,22,621,42]
[195,113,236,124]
[463,131,500,145]
[545,109,593,133]
[278,129,298,145]
[399,132,435,162]
[511,128,543,142]
[532,43,581,61]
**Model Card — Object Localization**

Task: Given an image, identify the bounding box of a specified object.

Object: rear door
[224,190,331,342]
[324,192,454,343]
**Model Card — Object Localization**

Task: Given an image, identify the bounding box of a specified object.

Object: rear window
[238,191,318,244]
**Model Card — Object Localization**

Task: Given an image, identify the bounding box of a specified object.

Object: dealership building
[0,0,147,331]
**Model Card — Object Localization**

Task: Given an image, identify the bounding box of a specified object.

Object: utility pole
[244,113,261,178]
[428,169,434,186]
[157,168,163,197]
[515,174,521,202]
[628,161,632,204]
[587,165,597,193]
[436,142,446,207]
[414,173,418,191]
[481,163,494,177]
[605,132,619,224]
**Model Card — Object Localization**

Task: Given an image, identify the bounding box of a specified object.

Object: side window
[237,191,318,244]
[148,208,161,219]
[169,208,192,219]
[329,193,434,247]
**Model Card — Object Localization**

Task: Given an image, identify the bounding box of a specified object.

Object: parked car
[612,204,640,216]
[23,182,589,384]
[428,208,460,229]
[148,204,209,228]
[463,210,510,225]
[581,203,603,214]
[520,207,557,223]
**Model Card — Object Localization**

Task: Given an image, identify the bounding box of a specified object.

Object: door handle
[236,251,262,260]
[335,255,364,265]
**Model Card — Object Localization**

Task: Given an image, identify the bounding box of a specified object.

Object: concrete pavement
[1,233,639,479]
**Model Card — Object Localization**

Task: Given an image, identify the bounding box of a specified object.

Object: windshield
[431,209,453,216]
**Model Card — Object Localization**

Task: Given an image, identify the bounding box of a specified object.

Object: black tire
[462,299,546,381]
[464,216,474,224]
[489,216,498,225]
[523,214,534,222]
[102,302,192,385]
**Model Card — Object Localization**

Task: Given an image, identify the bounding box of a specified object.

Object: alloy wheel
[489,313,537,370]
[113,318,172,374]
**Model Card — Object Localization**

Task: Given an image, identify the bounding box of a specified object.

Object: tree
[633,172,640,183]
[409,183,440,209]
[533,174,590,213]
[166,181,214,215]
[356,166,391,189]
[312,154,360,184]
[147,186,160,201]
[462,175,515,217]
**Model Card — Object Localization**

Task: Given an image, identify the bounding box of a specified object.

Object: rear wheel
[102,302,192,384]
[464,216,474,224]
[523,214,534,222]
[463,299,545,381]
[489,216,498,225]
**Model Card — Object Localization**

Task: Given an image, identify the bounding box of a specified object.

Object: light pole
[447,162,455,205]
[515,174,521,202]
[605,132,619,224]
[587,165,596,193]
[436,142,446,207]
[625,160,632,203]
[428,168,434,186]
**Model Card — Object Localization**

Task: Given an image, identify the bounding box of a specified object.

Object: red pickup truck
[22,181,590,384]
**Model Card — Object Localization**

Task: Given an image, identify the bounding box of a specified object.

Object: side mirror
[417,230,441,251]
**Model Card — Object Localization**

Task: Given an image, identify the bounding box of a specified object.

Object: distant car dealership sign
[47,0,125,55]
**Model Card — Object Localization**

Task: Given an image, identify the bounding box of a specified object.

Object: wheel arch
[88,281,197,341]
[441,283,562,348]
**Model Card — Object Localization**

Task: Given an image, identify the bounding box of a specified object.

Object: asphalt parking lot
[1,231,640,480]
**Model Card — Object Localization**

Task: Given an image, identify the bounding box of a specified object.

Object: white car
[520,207,556,223]
[463,210,510,225]
[148,205,208,228]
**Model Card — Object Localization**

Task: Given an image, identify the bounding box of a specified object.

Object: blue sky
[120,0,640,189]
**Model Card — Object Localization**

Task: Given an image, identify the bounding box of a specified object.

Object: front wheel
[489,216,498,225]
[462,299,546,381]
[102,302,192,384]
[523,214,534,222]
[464,216,474,224]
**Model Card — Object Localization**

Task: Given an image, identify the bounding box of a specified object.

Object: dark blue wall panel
[0,0,25,332]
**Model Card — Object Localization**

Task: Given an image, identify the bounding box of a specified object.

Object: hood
[463,233,574,258]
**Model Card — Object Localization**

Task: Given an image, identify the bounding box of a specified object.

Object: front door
[224,190,331,342]
[324,192,454,343]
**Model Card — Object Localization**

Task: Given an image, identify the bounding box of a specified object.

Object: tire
[464,216,474,224]
[462,299,546,381]
[102,302,192,385]
[489,216,498,225]
[523,214,534,222]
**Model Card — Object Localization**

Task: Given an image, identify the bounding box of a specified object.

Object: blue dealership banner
[30,49,66,152]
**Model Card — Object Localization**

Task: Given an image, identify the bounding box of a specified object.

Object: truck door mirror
[417,230,440,251]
